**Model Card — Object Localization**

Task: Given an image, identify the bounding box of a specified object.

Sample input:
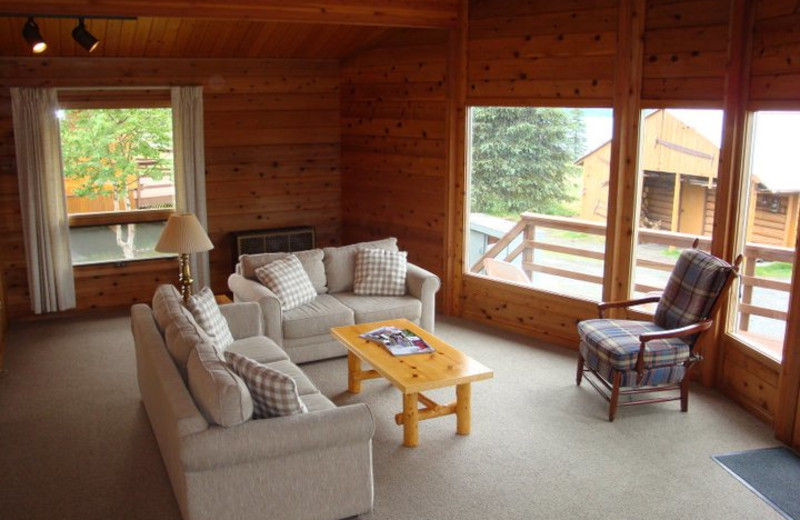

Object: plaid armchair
[576,246,741,421]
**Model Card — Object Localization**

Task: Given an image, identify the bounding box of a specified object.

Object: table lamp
[155,212,214,302]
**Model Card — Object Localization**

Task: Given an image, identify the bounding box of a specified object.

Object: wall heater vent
[234,226,315,259]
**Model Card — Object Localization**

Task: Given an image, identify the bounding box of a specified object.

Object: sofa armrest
[180,403,375,472]
[228,273,283,346]
[406,263,441,333]
[218,301,263,339]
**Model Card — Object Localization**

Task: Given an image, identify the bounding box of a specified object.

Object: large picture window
[466,107,613,300]
[732,111,798,361]
[631,108,723,297]
[58,106,176,265]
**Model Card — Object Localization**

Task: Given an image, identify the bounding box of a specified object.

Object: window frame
[463,104,614,303]
[57,89,176,267]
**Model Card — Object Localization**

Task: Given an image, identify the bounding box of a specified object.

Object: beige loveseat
[227,237,441,363]
[131,285,375,520]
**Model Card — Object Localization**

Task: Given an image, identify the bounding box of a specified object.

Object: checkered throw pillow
[224,351,307,418]
[353,248,407,296]
[254,254,317,310]
[186,286,235,351]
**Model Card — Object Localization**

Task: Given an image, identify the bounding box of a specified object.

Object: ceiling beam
[0,0,458,28]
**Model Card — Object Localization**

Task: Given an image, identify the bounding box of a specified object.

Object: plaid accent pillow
[654,249,734,339]
[186,286,235,351]
[353,248,407,296]
[254,255,317,310]
[224,351,307,418]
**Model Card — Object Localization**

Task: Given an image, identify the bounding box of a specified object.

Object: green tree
[470,107,585,216]
[59,108,173,258]
[60,108,173,210]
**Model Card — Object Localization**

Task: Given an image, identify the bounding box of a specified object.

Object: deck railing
[470,212,792,333]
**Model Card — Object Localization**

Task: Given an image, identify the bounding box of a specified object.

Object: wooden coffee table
[330,319,493,447]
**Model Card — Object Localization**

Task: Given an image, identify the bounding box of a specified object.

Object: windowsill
[729,331,783,365]
[72,255,176,269]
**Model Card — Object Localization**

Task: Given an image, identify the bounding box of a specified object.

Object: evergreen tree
[470,107,585,216]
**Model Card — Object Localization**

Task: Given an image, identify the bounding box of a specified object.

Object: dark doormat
[713,446,800,520]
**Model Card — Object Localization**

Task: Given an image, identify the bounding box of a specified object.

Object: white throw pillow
[186,287,235,351]
[254,254,317,310]
[224,351,307,418]
[353,248,408,296]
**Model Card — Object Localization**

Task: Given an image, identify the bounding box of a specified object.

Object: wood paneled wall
[641,0,732,104]
[452,0,797,433]
[340,30,449,281]
[458,0,619,346]
[467,0,618,104]
[0,57,341,319]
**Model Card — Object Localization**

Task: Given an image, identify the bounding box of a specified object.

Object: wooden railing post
[523,221,535,280]
[739,254,755,331]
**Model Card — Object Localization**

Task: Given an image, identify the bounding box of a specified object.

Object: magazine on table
[360,326,435,356]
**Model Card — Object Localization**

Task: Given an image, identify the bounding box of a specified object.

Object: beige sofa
[131,285,375,520]
[227,237,441,364]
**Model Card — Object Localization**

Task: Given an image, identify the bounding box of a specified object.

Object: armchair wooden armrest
[634,319,713,376]
[639,320,713,343]
[598,295,661,317]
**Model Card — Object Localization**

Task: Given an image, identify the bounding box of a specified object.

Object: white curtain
[10,88,76,313]
[171,86,210,288]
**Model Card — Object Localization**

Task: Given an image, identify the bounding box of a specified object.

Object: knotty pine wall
[460,0,619,346]
[340,30,450,287]
[0,57,341,319]
[455,0,798,430]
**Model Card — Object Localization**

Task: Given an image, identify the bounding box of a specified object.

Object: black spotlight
[22,17,47,54]
[72,18,99,53]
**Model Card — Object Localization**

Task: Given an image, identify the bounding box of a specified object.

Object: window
[631,108,723,299]
[466,107,613,300]
[732,111,798,361]
[58,105,175,265]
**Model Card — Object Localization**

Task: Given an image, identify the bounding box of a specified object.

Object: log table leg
[403,392,419,447]
[348,352,361,393]
[456,383,471,435]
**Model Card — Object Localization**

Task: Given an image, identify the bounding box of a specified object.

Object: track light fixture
[72,18,99,53]
[3,13,135,55]
[22,17,47,54]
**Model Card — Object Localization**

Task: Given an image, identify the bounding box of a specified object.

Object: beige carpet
[0,311,783,519]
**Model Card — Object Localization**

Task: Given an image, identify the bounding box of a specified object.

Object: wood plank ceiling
[0,17,398,59]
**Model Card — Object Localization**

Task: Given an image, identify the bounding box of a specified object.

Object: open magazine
[360,326,435,356]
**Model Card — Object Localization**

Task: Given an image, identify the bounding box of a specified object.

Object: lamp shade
[155,213,214,254]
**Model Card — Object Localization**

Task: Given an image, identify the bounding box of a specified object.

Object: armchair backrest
[654,248,738,343]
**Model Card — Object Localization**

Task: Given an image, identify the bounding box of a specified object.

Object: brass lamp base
[177,253,194,302]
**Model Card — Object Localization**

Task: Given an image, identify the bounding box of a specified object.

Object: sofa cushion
[187,341,253,427]
[186,287,235,351]
[282,294,355,340]
[255,255,318,311]
[323,237,398,294]
[225,351,308,418]
[152,284,193,333]
[333,292,422,325]
[264,359,320,396]
[152,284,211,370]
[227,336,289,364]
[240,248,327,294]
[354,248,407,296]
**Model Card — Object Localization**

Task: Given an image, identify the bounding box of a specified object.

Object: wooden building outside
[578,109,799,247]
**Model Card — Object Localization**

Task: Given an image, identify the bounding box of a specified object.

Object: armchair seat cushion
[577,319,691,372]
[282,295,355,340]
[332,292,422,325]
